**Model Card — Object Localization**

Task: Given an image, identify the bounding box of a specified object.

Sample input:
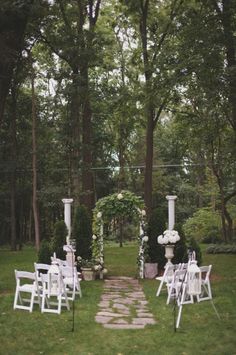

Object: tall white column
[166,195,177,230]
[62,198,73,244]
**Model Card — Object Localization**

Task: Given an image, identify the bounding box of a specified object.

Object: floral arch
[92,190,148,278]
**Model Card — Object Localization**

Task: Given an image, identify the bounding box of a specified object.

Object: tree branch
[152,0,184,63]
[225,190,236,203]
[58,0,74,39]
[39,32,71,67]
[153,92,170,127]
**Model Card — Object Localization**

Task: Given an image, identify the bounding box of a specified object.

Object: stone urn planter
[164,244,175,265]
[81,267,95,281]
[144,263,158,279]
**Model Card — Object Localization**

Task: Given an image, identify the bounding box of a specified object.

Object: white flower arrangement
[141,209,146,217]
[143,235,149,242]
[117,193,123,200]
[97,211,102,219]
[92,234,97,240]
[157,230,180,245]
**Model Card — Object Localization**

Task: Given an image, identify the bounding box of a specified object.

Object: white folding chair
[40,267,70,314]
[156,264,176,297]
[13,270,40,312]
[50,256,68,266]
[167,269,193,305]
[34,263,51,308]
[197,265,212,302]
[60,265,82,301]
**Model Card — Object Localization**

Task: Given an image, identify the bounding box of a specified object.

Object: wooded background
[0,0,235,250]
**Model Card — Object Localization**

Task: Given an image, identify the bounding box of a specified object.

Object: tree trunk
[31,66,40,251]
[214,0,236,133]
[222,0,236,133]
[10,86,17,250]
[224,205,233,241]
[139,1,155,216]
[70,70,81,205]
[144,109,155,215]
[0,1,33,124]
[80,65,94,212]
[119,218,123,247]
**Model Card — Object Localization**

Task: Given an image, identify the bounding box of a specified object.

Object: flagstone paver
[95,277,157,329]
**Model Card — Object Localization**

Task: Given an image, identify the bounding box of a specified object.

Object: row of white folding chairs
[170,264,213,328]
[156,262,212,303]
[13,262,82,314]
[47,260,83,301]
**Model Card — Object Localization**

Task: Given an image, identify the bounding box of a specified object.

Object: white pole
[166,195,177,230]
[62,198,73,244]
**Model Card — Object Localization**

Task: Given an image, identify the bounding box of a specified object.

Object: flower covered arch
[92,190,148,278]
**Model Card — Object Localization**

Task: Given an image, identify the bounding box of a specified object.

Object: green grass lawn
[0,243,236,355]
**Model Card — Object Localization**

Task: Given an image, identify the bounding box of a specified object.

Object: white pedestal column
[62,198,73,244]
[166,195,177,230]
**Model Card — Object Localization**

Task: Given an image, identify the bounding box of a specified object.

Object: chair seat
[18,284,36,292]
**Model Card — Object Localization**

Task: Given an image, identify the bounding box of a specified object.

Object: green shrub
[147,208,167,269]
[51,220,67,260]
[183,207,222,242]
[73,205,92,260]
[172,223,188,264]
[206,244,236,254]
[187,237,202,265]
[38,239,52,264]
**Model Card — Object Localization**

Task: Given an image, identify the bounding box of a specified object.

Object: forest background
[0,0,235,251]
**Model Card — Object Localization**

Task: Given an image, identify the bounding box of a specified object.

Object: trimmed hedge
[73,205,92,260]
[206,244,236,254]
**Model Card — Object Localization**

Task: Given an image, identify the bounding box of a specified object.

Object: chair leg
[156,279,164,296]
[29,290,36,313]
[77,282,82,298]
[13,289,19,309]
[176,304,183,329]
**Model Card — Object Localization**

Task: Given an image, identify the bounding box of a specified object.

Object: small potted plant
[77,257,96,281]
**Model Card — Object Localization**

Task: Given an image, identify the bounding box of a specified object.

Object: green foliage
[37,239,51,264]
[187,237,202,266]
[172,223,188,264]
[93,190,144,227]
[147,208,167,268]
[73,205,92,260]
[206,244,236,254]
[50,220,67,260]
[183,208,222,242]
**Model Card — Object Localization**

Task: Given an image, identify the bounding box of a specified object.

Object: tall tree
[39,0,102,212]
[121,0,185,214]
[31,60,40,251]
[0,0,34,123]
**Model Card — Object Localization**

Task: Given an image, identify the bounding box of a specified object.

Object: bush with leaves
[206,244,236,254]
[183,207,221,242]
[51,220,67,260]
[187,237,202,265]
[172,223,188,264]
[38,239,52,264]
[73,205,92,260]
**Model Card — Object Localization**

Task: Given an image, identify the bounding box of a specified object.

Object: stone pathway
[95,277,156,329]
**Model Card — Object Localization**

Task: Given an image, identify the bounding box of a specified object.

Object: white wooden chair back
[60,265,82,300]
[156,264,176,297]
[13,270,40,312]
[197,265,212,302]
[166,269,192,305]
[40,269,70,314]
